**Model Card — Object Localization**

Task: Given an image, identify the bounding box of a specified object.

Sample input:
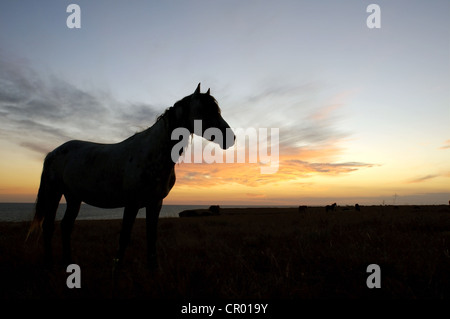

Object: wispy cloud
[0,54,159,155]
[407,174,439,184]
[284,159,375,174]
[224,83,351,153]
[439,139,450,150]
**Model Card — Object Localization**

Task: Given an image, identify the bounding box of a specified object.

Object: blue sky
[0,0,449,204]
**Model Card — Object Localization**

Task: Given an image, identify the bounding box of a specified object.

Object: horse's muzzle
[222,129,235,149]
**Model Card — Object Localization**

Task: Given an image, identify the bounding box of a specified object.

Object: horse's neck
[140,108,188,164]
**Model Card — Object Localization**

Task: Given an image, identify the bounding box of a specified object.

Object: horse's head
[185,83,235,149]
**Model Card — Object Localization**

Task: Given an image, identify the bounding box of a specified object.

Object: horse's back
[43,140,89,177]
[45,140,125,200]
[43,132,175,208]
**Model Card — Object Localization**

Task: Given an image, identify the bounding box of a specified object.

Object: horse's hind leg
[146,200,162,269]
[41,192,62,265]
[61,199,81,265]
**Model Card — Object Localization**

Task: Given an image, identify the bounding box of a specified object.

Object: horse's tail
[27,152,59,241]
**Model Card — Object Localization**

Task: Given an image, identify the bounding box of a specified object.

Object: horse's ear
[194,83,201,95]
[206,88,210,95]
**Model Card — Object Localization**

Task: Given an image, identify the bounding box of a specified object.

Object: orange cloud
[174,145,375,188]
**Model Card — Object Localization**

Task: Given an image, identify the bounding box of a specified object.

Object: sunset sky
[0,0,449,205]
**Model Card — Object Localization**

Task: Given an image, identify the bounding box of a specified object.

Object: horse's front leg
[146,200,162,269]
[114,206,139,268]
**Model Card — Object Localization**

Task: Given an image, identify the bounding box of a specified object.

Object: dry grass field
[1,205,449,300]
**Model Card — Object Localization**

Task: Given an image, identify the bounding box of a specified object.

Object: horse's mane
[156,93,221,123]
[128,96,192,140]
[156,95,191,123]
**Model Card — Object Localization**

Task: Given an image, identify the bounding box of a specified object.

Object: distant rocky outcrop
[179,205,221,217]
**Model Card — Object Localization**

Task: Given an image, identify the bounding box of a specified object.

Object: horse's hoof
[112,257,121,269]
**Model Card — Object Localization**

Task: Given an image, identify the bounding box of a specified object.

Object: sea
[0,203,215,222]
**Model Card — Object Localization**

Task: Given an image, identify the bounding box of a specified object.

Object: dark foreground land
[1,205,449,299]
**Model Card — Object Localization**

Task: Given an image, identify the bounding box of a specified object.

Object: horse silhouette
[28,84,235,269]
[325,203,337,212]
[298,205,307,212]
[178,205,221,217]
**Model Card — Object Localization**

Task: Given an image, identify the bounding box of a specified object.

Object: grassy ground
[1,205,449,299]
